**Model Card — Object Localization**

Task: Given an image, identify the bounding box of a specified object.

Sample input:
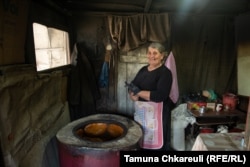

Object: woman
[128,42,173,151]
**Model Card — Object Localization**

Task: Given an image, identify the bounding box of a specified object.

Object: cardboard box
[206,102,216,111]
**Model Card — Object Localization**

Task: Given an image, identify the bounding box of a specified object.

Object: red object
[200,128,214,133]
[58,142,120,167]
[187,102,207,110]
[222,93,238,110]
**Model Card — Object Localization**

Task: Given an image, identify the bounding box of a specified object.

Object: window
[33,23,70,71]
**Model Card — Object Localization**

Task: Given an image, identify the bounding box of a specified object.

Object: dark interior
[1,0,250,166]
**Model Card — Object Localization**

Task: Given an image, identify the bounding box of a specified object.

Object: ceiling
[42,0,250,15]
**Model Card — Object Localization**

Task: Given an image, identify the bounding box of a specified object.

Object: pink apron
[134,101,163,149]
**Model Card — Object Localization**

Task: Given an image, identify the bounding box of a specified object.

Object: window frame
[32,22,71,72]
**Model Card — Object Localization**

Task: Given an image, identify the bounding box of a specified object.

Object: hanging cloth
[165,51,179,104]
[70,43,78,66]
[134,101,163,149]
[98,61,109,88]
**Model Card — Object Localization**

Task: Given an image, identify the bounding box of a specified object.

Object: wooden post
[244,97,250,150]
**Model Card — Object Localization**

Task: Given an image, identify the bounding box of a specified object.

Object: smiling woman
[128,42,174,151]
[147,42,166,71]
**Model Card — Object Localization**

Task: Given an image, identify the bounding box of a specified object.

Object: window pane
[51,49,66,67]
[48,28,64,48]
[33,23,70,71]
[33,23,50,48]
[35,50,51,71]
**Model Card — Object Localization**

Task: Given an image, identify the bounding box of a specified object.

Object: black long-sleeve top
[132,65,173,103]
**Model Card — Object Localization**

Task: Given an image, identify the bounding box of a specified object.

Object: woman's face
[147,47,164,67]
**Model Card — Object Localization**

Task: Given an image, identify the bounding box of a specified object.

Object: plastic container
[199,127,214,133]
[222,93,238,110]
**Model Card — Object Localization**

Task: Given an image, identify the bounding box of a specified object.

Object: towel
[165,51,179,104]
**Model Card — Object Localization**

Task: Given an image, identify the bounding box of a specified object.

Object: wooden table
[188,108,245,117]
[187,108,246,137]
[192,132,246,151]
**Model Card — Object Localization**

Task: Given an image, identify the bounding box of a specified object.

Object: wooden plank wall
[117,46,148,117]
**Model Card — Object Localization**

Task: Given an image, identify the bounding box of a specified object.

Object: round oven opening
[74,120,126,142]
[57,114,143,167]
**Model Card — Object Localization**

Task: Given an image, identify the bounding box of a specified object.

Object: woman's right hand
[129,91,139,101]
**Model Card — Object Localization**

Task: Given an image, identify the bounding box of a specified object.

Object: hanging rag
[164,51,179,104]
[70,43,78,66]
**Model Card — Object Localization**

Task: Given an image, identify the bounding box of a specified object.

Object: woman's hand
[129,91,139,101]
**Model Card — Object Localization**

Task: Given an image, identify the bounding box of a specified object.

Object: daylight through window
[33,23,70,71]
